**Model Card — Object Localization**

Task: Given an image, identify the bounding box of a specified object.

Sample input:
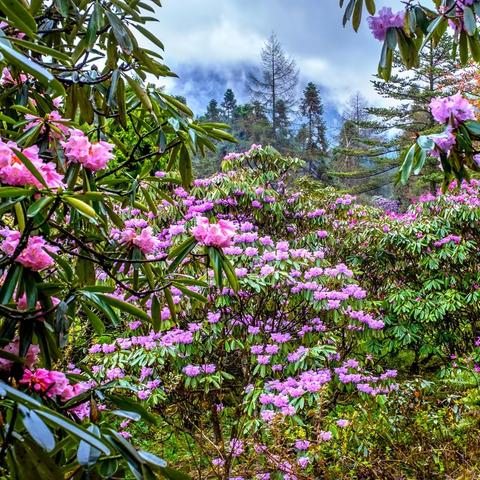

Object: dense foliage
[0,1,480,479]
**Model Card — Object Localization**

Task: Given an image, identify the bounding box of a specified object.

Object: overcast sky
[142,0,403,126]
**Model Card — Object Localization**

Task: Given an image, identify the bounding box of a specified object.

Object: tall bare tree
[247,33,298,138]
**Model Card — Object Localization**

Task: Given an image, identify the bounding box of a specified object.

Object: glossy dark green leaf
[0,40,63,95]
[98,294,150,322]
[77,425,102,468]
[0,0,37,37]
[19,405,55,452]
[105,10,134,54]
[27,196,54,218]
[36,409,111,454]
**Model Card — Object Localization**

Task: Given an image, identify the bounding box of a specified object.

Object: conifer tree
[247,33,298,138]
[205,99,221,122]
[299,83,328,153]
[221,89,238,122]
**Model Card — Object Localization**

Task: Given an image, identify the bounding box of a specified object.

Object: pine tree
[299,82,328,154]
[205,99,221,122]
[247,33,298,139]
[221,89,237,122]
[331,92,396,195]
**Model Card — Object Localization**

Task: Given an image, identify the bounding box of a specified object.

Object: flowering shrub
[76,148,400,478]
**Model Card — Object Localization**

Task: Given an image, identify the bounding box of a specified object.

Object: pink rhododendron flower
[20,368,69,397]
[0,229,57,271]
[61,129,114,171]
[0,337,39,371]
[1,67,27,86]
[192,216,236,248]
[0,140,64,189]
[430,93,476,127]
[368,7,405,41]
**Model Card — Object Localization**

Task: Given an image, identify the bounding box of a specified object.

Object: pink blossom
[430,93,476,127]
[0,337,39,371]
[0,140,64,189]
[0,229,57,271]
[61,129,114,171]
[192,216,236,248]
[368,7,405,41]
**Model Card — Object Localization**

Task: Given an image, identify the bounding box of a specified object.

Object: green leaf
[105,394,158,424]
[111,410,142,421]
[35,409,111,454]
[19,405,55,452]
[138,451,167,468]
[151,294,161,331]
[179,145,192,188]
[170,282,207,303]
[352,0,363,32]
[64,196,98,220]
[55,0,70,17]
[365,0,375,15]
[0,0,37,38]
[27,196,54,218]
[0,40,63,95]
[83,305,106,334]
[133,24,165,51]
[0,264,22,304]
[0,187,33,198]
[85,2,101,51]
[465,120,480,136]
[400,144,417,185]
[467,33,480,62]
[167,236,197,273]
[77,425,102,468]
[464,6,476,36]
[125,75,153,112]
[220,253,239,292]
[98,294,150,322]
[7,37,71,63]
[105,10,134,54]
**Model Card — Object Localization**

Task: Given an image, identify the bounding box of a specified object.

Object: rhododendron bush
[0,0,479,479]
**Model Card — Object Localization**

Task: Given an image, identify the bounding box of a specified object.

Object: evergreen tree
[299,82,328,154]
[331,92,396,195]
[247,33,298,138]
[205,99,221,122]
[221,89,237,122]
[332,36,468,198]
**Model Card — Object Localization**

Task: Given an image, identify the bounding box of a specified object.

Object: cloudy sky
[142,0,403,129]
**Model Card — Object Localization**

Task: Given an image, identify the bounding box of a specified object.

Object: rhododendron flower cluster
[111,222,161,255]
[430,93,476,127]
[61,129,114,171]
[20,368,92,419]
[0,228,57,271]
[0,140,64,189]
[192,216,237,248]
[368,7,405,41]
[0,337,39,371]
